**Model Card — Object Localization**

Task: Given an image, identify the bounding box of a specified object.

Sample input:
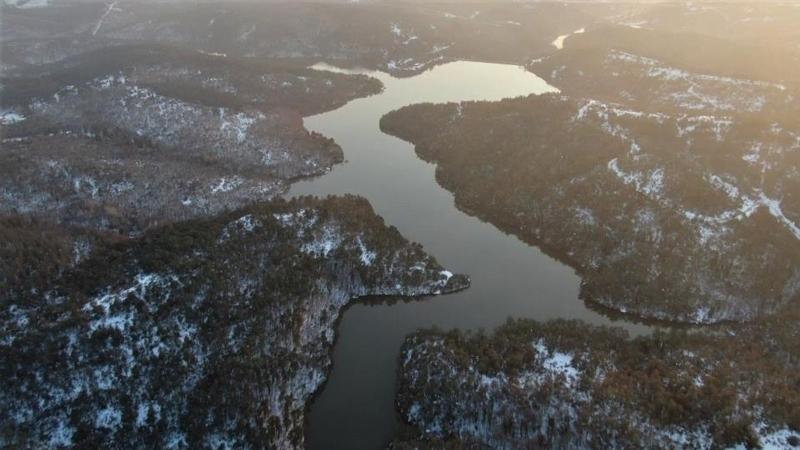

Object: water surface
[289,61,650,450]
[552,27,586,49]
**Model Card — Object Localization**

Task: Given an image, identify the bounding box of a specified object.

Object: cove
[288,61,652,450]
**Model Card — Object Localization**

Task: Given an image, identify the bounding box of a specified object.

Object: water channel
[288,61,651,449]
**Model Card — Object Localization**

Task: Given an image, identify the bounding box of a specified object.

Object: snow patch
[94,406,122,432]
[219,214,263,242]
[0,110,26,125]
[356,236,377,266]
[533,340,580,385]
[210,176,243,194]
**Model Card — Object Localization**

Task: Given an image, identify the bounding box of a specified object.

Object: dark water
[288,61,651,450]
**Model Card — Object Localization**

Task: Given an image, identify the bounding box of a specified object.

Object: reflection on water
[551,27,585,49]
[289,61,649,450]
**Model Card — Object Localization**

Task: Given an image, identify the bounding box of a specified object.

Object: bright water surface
[551,27,585,49]
[288,61,651,450]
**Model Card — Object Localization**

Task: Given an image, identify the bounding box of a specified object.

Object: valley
[1,2,799,449]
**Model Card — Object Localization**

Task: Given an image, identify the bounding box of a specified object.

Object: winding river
[288,61,651,450]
